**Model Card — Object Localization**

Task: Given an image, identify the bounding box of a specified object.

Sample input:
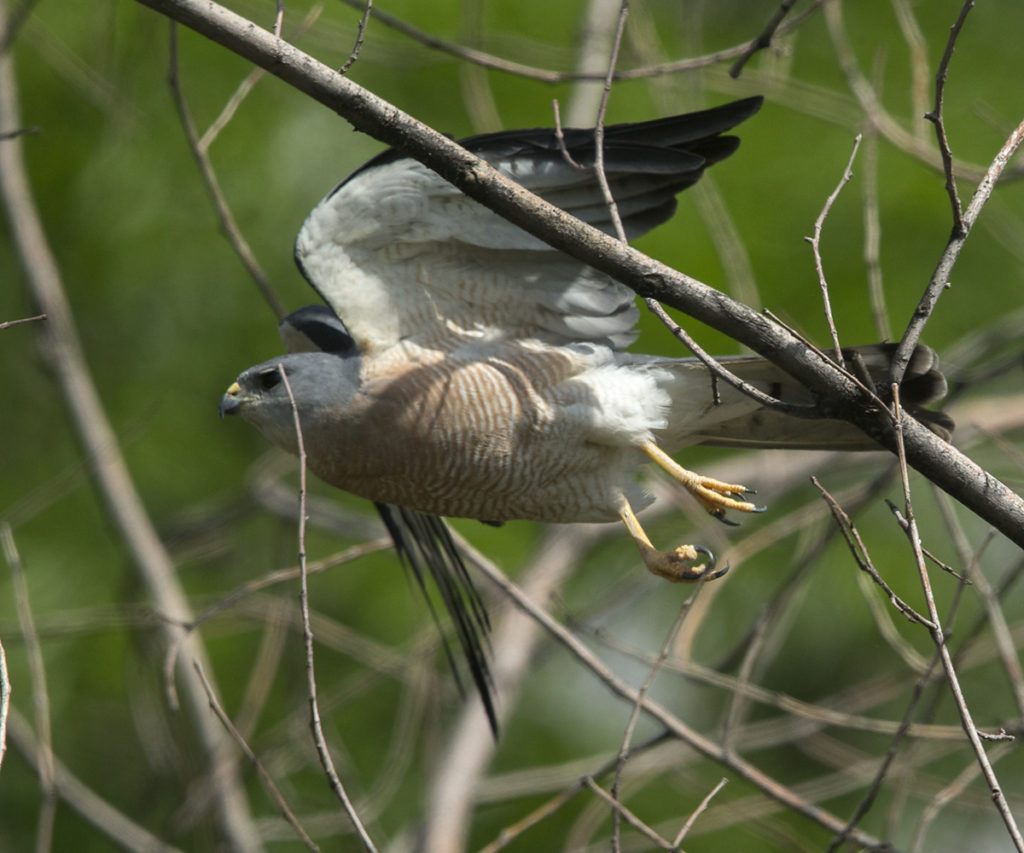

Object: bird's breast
[302,342,628,522]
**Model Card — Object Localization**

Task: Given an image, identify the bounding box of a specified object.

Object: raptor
[220,97,951,730]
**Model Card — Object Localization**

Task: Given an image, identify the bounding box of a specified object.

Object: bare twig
[672,778,728,846]
[583,776,675,849]
[923,0,973,236]
[0,123,35,138]
[811,480,933,627]
[894,50,1024,380]
[272,0,282,37]
[611,584,703,852]
[0,27,262,849]
[0,635,7,772]
[934,492,1024,719]
[193,662,320,852]
[2,523,56,852]
[334,0,821,85]
[647,299,813,416]
[5,707,189,852]
[162,539,391,698]
[278,365,379,853]
[859,125,891,340]
[167,24,286,319]
[805,133,862,364]
[0,311,45,329]
[455,537,884,847]
[589,0,630,245]
[729,0,801,78]
[339,0,372,74]
[550,99,585,168]
[889,385,1024,851]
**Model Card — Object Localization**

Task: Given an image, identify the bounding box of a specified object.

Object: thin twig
[611,585,704,852]
[193,662,320,851]
[590,0,630,245]
[162,539,391,697]
[0,32,261,849]
[0,124,36,139]
[889,385,1024,851]
[729,0,800,78]
[0,635,7,772]
[0,311,45,329]
[934,492,1024,719]
[339,0,372,74]
[272,0,283,37]
[2,523,56,852]
[454,537,884,848]
[672,778,728,846]
[5,708,189,852]
[583,776,675,850]
[894,2,1024,382]
[550,99,584,169]
[859,125,891,340]
[334,0,822,85]
[805,133,862,365]
[811,480,933,627]
[167,23,286,319]
[278,365,380,853]
[923,0,973,236]
[648,300,815,416]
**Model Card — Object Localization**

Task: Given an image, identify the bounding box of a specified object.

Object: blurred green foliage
[2,1,1024,851]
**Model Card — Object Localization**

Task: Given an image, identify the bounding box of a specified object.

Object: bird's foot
[618,498,728,583]
[642,441,764,520]
[639,541,728,583]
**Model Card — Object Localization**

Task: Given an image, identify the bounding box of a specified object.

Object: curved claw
[677,545,729,581]
[618,496,730,583]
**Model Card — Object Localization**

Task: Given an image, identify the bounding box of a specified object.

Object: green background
[2,1,1023,850]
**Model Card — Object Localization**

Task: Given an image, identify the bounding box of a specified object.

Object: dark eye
[257,368,281,391]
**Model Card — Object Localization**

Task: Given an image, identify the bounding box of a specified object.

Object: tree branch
[131,0,1024,554]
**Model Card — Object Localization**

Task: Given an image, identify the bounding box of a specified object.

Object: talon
[617,498,729,584]
[642,543,724,582]
[642,441,762,518]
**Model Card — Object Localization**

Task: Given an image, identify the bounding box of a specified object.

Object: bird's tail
[650,344,952,451]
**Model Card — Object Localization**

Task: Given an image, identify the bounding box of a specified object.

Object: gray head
[220,351,362,455]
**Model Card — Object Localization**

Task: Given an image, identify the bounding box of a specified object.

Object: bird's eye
[257,369,281,391]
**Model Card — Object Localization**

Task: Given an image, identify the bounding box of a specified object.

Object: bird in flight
[220,96,950,731]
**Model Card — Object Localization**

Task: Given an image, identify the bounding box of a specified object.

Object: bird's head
[220,352,362,455]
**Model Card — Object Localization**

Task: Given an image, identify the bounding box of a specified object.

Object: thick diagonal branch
[132,0,1024,552]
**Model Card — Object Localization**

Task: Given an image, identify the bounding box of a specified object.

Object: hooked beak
[219,381,243,419]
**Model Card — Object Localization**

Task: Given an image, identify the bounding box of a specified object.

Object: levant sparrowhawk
[220,97,951,730]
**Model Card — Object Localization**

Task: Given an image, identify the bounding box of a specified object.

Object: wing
[294,97,763,355]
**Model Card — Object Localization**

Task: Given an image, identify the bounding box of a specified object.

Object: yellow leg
[618,496,727,583]
[642,441,761,519]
